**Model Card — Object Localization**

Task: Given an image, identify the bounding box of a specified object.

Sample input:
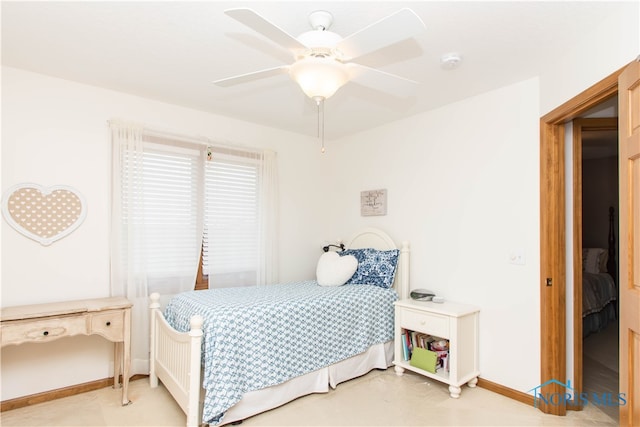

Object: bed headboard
[344,227,410,300]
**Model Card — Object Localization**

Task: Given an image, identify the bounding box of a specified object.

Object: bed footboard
[150,293,203,427]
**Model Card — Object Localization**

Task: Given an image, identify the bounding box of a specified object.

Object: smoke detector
[440,53,462,70]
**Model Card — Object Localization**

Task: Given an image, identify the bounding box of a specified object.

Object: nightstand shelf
[393,299,480,398]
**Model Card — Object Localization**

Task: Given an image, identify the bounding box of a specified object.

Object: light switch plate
[509,249,526,265]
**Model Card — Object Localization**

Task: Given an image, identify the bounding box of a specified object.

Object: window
[113,124,277,295]
[200,147,262,289]
[111,121,277,374]
[117,134,205,295]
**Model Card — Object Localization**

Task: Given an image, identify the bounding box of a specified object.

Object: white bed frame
[149,228,410,426]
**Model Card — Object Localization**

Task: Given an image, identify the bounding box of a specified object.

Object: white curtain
[258,149,279,285]
[109,121,204,375]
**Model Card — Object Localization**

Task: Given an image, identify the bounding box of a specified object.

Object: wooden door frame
[539,66,625,415]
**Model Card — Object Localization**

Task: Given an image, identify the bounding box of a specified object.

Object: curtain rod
[107,119,265,155]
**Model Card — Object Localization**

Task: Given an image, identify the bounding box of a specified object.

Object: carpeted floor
[1,322,621,427]
[583,320,619,422]
[583,320,618,373]
[1,367,617,427]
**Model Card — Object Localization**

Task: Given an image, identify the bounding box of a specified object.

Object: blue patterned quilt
[163,280,398,425]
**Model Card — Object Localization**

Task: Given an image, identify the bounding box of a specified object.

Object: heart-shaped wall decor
[2,183,87,246]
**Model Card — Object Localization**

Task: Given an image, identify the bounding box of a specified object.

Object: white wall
[324,78,541,393]
[539,1,639,115]
[0,66,329,400]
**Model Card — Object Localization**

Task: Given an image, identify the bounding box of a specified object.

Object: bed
[581,207,618,338]
[149,228,410,426]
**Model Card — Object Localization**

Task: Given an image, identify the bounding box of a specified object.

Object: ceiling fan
[213,8,427,101]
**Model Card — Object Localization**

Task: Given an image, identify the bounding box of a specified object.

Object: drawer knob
[106,321,111,326]
[43,331,49,336]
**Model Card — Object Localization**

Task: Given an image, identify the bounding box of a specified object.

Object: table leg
[113,342,122,389]
[121,309,131,406]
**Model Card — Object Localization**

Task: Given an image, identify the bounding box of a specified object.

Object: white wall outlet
[509,249,526,265]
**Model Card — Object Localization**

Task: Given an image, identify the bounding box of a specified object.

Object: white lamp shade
[289,57,349,100]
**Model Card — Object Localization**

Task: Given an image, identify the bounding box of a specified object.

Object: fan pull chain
[315,97,326,153]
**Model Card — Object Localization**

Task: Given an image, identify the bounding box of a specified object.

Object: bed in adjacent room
[581,207,618,338]
[149,227,409,426]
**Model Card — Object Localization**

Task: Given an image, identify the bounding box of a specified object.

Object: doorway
[572,114,619,422]
[538,67,623,416]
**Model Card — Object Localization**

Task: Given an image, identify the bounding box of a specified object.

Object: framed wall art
[360,189,387,216]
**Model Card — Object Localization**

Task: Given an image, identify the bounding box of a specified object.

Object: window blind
[119,139,204,290]
[203,149,261,287]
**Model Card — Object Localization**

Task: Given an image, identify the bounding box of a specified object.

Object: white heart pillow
[316,251,358,287]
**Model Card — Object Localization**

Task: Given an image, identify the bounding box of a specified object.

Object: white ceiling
[1,1,626,139]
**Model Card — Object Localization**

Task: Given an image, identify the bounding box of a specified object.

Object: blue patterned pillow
[339,248,400,288]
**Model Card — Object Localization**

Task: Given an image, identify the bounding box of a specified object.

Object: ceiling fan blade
[347,63,419,96]
[225,8,307,52]
[337,8,426,61]
[213,66,290,87]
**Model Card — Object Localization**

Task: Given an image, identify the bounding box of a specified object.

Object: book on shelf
[401,328,450,371]
[409,347,437,373]
[401,331,409,361]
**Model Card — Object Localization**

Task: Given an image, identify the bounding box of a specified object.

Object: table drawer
[400,308,449,337]
[1,316,88,345]
[90,311,125,341]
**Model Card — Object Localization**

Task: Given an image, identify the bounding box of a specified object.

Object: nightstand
[393,298,480,398]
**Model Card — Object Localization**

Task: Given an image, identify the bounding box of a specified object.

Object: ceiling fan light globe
[289,57,349,99]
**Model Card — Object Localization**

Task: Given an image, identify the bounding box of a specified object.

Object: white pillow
[583,248,606,274]
[316,251,358,287]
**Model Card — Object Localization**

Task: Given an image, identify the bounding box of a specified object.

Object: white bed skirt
[221,341,394,425]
